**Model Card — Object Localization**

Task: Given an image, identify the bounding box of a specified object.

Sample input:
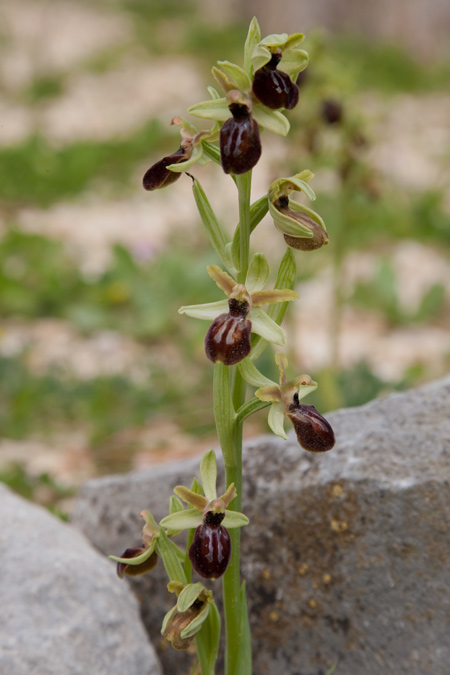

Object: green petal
[200,450,218,502]
[223,510,250,528]
[177,582,208,612]
[251,42,272,71]
[160,509,203,531]
[188,98,230,122]
[269,174,316,201]
[238,357,277,389]
[251,288,298,306]
[249,307,287,345]
[178,299,228,320]
[268,401,288,440]
[252,105,290,136]
[244,17,261,76]
[217,61,252,91]
[245,252,269,293]
[174,485,208,510]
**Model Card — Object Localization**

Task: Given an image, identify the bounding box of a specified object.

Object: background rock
[72,375,450,675]
[0,484,162,675]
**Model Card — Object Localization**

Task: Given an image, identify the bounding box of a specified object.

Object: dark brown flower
[188,511,231,580]
[252,52,299,110]
[287,401,335,452]
[204,297,252,365]
[220,102,261,175]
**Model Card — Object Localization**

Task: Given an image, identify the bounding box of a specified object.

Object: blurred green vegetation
[1,3,449,504]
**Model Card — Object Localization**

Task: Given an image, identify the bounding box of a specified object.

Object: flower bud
[287,400,335,452]
[275,196,329,251]
[204,297,252,366]
[220,100,261,175]
[252,52,299,110]
[142,147,190,190]
[116,546,158,579]
[188,511,231,579]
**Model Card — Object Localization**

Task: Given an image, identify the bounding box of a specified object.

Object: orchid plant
[110,18,336,675]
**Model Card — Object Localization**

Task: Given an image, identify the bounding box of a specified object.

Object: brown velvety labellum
[188,522,231,579]
[287,403,335,452]
[142,148,187,190]
[220,115,261,175]
[252,64,299,110]
[204,312,252,365]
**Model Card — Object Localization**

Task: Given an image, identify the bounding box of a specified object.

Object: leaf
[236,582,252,675]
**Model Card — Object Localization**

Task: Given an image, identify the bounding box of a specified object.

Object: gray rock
[72,376,450,675]
[0,484,162,675]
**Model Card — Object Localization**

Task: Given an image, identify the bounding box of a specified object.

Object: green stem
[235,171,252,283]
[220,169,253,675]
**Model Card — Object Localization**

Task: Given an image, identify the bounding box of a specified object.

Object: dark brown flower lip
[204,312,252,366]
[142,147,188,191]
[252,62,299,110]
[219,114,262,175]
[188,522,231,579]
[287,403,336,453]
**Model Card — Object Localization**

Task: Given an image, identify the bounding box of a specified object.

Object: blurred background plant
[0,0,449,516]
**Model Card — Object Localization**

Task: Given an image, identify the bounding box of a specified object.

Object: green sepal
[166,495,186,536]
[191,178,230,270]
[222,511,250,529]
[269,199,313,238]
[109,538,157,566]
[244,17,261,76]
[238,358,277,388]
[188,98,230,122]
[200,449,218,502]
[245,252,269,293]
[280,48,309,80]
[250,307,287,345]
[160,509,203,531]
[166,144,204,173]
[269,173,316,202]
[178,299,228,320]
[270,198,326,238]
[178,582,210,612]
[190,476,204,495]
[216,60,252,91]
[181,603,210,639]
[268,401,288,439]
[161,604,178,637]
[252,104,290,136]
